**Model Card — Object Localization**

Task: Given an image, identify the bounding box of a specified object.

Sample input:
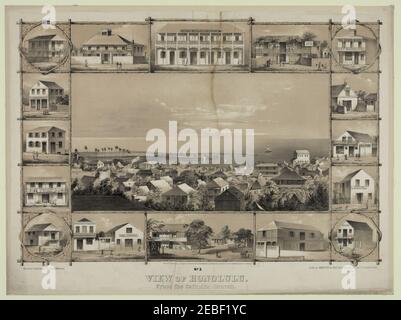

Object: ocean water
[73,137,329,164]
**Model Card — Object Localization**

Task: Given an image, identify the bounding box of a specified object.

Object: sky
[72,73,329,152]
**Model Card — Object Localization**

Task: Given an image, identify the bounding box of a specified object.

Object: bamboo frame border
[17,17,383,265]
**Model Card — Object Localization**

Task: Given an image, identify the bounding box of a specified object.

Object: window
[310,233,315,238]
[200,52,206,59]
[160,51,166,59]
[349,229,352,233]
[345,52,353,61]
[28,141,34,147]
[35,133,40,138]
[116,239,121,245]
[365,179,370,187]
[179,51,186,59]
[262,231,266,237]
[137,239,142,245]
[57,182,61,187]
[126,227,133,233]
[49,183,53,188]
[58,132,63,137]
[57,193,63,199]
[89,226,94,233]
[233,51,239,59]
[59,142,63,148]
[27,193,33,200]
[75,226,80,233]
[368,193,373,200]
[87,239,93,245]
[29,133,33,137]
[38,183,43,188]
[51,132,55,138]
[35,141,40,147]
[355,179,360,187]
[289,231,295,237]
[82,226,87,233]
[337,41,342,48]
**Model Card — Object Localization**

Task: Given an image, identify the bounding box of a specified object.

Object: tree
[146,219,164,255]
[234,228,253,248]
[220,225,231,242]
[302,31,317,41]
[185,220,213,253]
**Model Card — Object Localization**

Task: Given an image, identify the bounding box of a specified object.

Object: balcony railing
[336,47,366,52]
[25,187,66,193]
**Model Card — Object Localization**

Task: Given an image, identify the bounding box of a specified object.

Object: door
[343,100,352,111]
[299,243,305,251]
[42,194,50,203]
[42,142,47,153]
[211,51,216,64]
[102,53,110,64]
[50,142,56,153]
[356,193,363,204]
[300,232,305,240]
[349,146,355,157]
[169,51,175,65]
[354,53,359,64]
[225,52,231,65]
[77,239,83,250]
[190,51,197,65]
[125,239,133,248]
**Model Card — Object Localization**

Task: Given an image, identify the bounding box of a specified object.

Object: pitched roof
[331,84,347,97]
[105,223,130,235]
[272,167,306,181]
[28,126,65,133]
[177,183,195,194]
[27,223,58,232]
[340,169,371,183]
[28,34,65,41]
[158,223,188,233]
[214,177,229,188]
[149,180,172,193]
[216,186,244,201]
[76,218,94,224]
[258,220,319,232]
[250,180,262,190]
[33,80,63,89]
[344,220,373,232]
[26,177,66,183]
[158,23,243,34]
[162,186,188,197]
[83,32,131,46]
[345,131,374,143]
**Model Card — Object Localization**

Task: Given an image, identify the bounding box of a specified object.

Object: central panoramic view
[71,73,330,211]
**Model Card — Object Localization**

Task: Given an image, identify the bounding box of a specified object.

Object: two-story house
[26,34,67,63]
[256,220,326,257]
[335,220,374,250]
[271,167,306,187]
[255,163,280,177]
[105,223,143,250]
[73,218,98,251]
[28,80,64,112]
[292,150,310,166]
[25,126,65,154]
[334,169,375,206]
[25,178,68,206]
[24,223,61,248]
[331,82,359,114]
[80,29,145,64]
[335,30,366,66]
[161,186,189,207]
[155,23,244,66]
[214,186,245,211]
[333,130,376,160]
[149,224,190,254]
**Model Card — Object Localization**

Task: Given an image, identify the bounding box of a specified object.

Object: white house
[336,220,374,250]
[331,83,359,114]
[25,126,65,154]
[28,80,64,112]
[335,30,366,66]
[24,223,61,247]
[105,223,143,250]
[333,130,375,159]
[155,23,244,66]
[73,218,98,251]
[292,150,310,166]
[334,169,375,206]
[25,178,68,206]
